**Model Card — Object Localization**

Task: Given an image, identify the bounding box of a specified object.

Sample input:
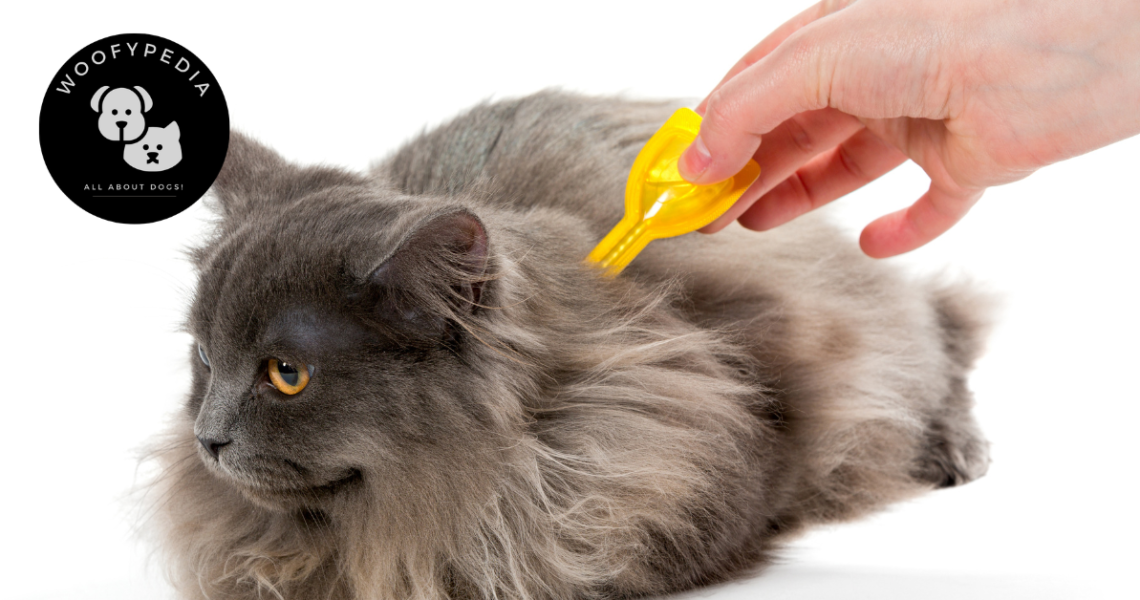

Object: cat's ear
[212,131,363,222]
[364,208,491,338]
[167,121,180,140]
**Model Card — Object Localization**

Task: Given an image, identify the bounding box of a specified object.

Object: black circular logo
[39,33,229,224]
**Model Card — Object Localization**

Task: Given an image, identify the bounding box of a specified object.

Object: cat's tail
[931,279,997,373]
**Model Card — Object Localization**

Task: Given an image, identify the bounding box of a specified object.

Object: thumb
[679,3,852,184]
[695,0,862,115]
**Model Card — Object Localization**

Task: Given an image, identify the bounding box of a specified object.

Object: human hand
[680,0,1140,257]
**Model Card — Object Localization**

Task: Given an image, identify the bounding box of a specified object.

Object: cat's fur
[144,91,990,600]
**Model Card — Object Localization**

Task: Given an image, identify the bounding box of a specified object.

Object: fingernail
[680,136,711,182]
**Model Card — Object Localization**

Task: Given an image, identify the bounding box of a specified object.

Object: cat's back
[373,91,913,332]
[375,90,676,237]
[376,91,951,345]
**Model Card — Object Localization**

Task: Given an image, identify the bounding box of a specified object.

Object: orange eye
[268,358,313,395]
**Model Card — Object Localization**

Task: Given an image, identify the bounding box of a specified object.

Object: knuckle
[783,36,830,111]
[787,172,815,209]
[820,0,857,17]
[835,143,871,182]
[702,91,739,133]
[784,115,815,154]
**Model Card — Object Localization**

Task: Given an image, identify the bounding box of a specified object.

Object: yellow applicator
[586,108,761,275]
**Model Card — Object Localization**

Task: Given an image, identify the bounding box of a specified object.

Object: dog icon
[91,86,152,143]
[123,121,182,172]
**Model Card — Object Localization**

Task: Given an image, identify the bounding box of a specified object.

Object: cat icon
[91,86,152,143]
[123,122,183,172]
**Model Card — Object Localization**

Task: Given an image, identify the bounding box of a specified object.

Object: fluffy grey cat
[145,91,990,600]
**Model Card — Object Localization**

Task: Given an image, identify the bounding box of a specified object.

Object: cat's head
[124,121,182,172]
[187,132,536,514]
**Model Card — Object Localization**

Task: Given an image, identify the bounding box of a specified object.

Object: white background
[4,1,1138,598]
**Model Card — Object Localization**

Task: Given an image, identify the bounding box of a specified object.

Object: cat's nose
[197,435,232,460]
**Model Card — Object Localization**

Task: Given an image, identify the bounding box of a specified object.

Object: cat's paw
[913,415,990,488]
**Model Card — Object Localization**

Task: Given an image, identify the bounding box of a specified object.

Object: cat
[123,121,182,172]
[143,91,991,600]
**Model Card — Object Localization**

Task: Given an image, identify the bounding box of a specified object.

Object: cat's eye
[143,144,150,150]
[198,344,210,368]
[157,144,163,150]
[268,359,314,395]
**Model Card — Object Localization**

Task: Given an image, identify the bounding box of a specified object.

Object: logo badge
[40,33,229,224]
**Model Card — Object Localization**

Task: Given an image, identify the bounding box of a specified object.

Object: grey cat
[145,91,990,600]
